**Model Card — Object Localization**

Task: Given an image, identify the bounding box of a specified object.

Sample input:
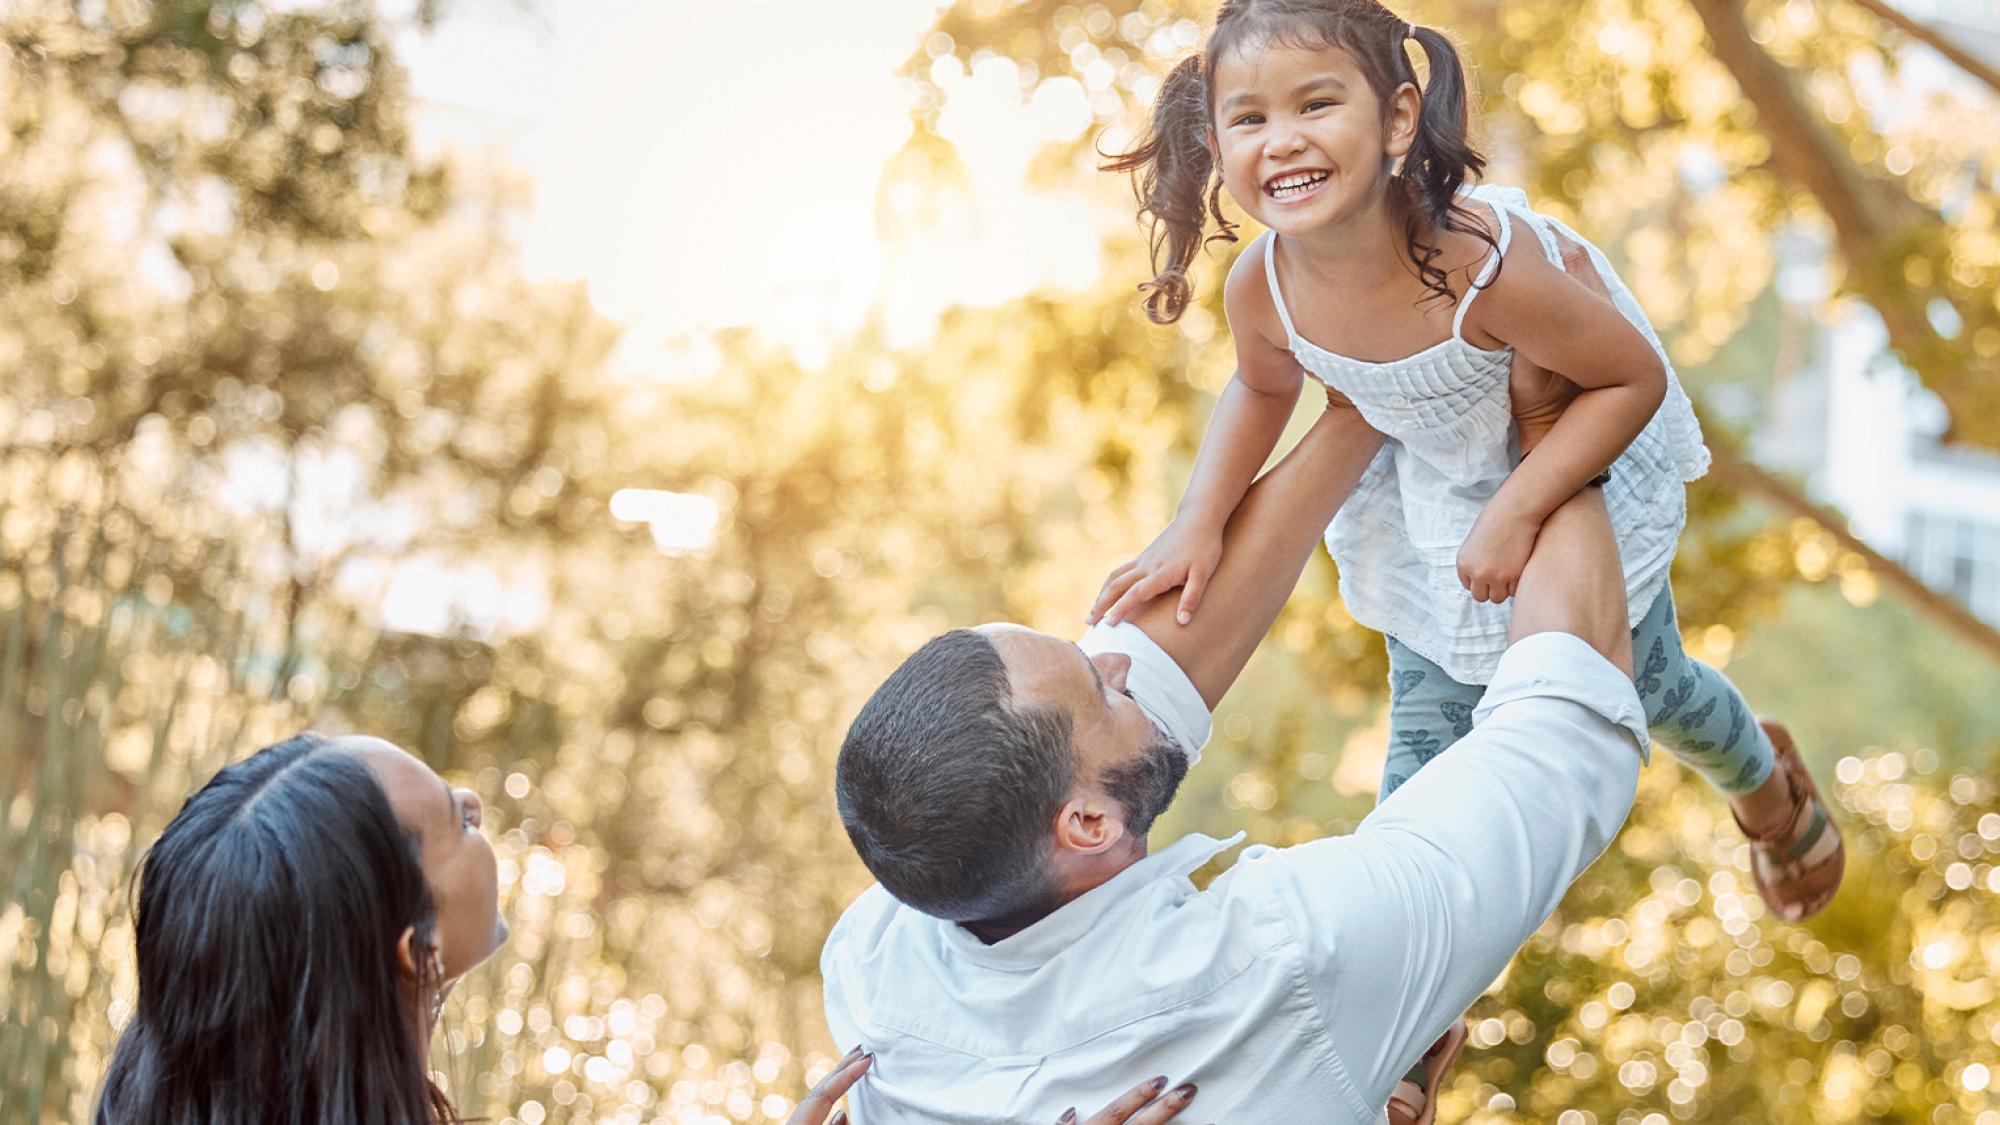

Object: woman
[97,733,1198,1124]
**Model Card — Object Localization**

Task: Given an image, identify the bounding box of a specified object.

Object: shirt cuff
[1079,621,1213,766]
[1474,631,1651,762]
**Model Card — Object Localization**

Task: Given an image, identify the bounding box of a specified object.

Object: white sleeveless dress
[1264,184,1711,684]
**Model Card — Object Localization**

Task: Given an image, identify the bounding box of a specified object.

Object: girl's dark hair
[97,733,461,1125]
[1105,0,1497,322]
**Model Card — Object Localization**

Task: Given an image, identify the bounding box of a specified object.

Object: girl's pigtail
[1103,55,1237,324]
[1400,25,1497,307]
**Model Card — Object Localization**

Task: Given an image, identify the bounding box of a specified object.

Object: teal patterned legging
[1380,589,1776,801]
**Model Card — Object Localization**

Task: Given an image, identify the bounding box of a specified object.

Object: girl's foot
[1387,1019,1467,1125]
[1731,720,1845,922]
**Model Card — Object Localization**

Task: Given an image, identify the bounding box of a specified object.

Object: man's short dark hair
[836,629,1074,923]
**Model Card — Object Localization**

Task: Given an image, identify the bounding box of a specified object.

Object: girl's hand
[1457,502,1542,604]
[1089,517,1225,627]
[1066,1075,1201,1124]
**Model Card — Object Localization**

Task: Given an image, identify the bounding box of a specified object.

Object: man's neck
[959,844,1145,944]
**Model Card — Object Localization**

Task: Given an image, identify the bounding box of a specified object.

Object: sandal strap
[1740,721,1845,919]
[1387,1081,1426,1124]
[1765,803,1840,874]
[1785,803,1832,864]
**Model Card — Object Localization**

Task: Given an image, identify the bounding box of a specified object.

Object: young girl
[1087,3,1844,1111]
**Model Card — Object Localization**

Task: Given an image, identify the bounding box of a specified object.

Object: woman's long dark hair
[97,733,461,1125]
[1105,0,1498,322]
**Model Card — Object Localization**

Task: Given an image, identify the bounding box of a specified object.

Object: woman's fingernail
[1177,611,1190,625]
[1059,1110,1077,1124]
[1174,1083,1197,1100]
[1150,1075,1170,1094]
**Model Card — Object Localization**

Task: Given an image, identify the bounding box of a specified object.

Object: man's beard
[1099,731,1190,840]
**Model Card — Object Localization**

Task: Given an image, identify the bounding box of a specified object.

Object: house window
[1905,509,2000,625]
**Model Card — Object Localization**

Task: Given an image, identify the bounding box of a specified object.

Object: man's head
[836,624,1189,931]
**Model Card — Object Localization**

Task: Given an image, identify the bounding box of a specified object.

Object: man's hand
[1089,515,1225,627]
[1508,359,1579,459]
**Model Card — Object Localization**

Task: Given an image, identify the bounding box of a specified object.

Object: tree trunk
[1686,0,2000,448]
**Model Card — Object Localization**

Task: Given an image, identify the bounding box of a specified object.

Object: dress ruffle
[1262,184,1710,685]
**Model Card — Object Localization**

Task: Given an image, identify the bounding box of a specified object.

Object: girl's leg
[1631,588,1776,796]
[1635,587,1844,921]
[1380,638,1487,802]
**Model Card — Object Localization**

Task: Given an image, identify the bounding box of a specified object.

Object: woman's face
[335,736,508,982]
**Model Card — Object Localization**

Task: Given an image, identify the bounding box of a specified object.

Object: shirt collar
[935,831,1247,968]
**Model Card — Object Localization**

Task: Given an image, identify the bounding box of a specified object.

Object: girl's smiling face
[1209,39,1418,237]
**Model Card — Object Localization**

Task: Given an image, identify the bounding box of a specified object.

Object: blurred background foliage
[2,0,1998,1122]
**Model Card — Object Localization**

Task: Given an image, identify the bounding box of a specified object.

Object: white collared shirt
[821,631,1648,1123]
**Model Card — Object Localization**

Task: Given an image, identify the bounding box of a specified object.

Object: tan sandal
[1387,1019,1467,1125]
[1734,720,1844,922]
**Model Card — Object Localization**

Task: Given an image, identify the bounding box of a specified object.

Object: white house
[1754,0,2000,625]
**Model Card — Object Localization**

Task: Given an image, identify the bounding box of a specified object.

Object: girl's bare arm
[1469,239,1666,518]
[1456,235,1666,602]
[1091,239,1305,626]
[1121,386,1383,709]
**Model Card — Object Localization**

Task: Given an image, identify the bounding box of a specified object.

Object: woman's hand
[786,1046,871,1125]
[1089,517,1225,628]
[1066,1074,1201,1124]
[787,1050,1200,1125]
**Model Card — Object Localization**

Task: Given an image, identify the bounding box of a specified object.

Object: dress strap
[1451,200,1514,338]
[1261,232,1298,341]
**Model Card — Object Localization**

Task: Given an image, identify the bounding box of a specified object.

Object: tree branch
[1686,0,1999,448]
[1847,0,2000,98]
[1707,443,2000,666]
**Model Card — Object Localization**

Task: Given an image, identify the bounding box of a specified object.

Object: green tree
[8,1,2000,1122]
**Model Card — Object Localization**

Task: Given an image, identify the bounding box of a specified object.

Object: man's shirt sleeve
[1247,631,1648,1111]
[1080,620,1213,766]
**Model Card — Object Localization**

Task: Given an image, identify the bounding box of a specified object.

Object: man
[821,353,1649,1119]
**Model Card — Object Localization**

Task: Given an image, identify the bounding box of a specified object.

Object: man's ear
[1385,81,1421,158]
[1052,793,1128,857]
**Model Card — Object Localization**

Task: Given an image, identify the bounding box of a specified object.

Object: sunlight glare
[609,488,722,556]
[399,0,1111,367]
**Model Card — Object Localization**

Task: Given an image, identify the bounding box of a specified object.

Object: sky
[358,0,1124,629]
[391,0,1110,370]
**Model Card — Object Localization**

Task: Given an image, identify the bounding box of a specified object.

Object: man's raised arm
[1120,390,1384,709]
[1262,480,1649,1112]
